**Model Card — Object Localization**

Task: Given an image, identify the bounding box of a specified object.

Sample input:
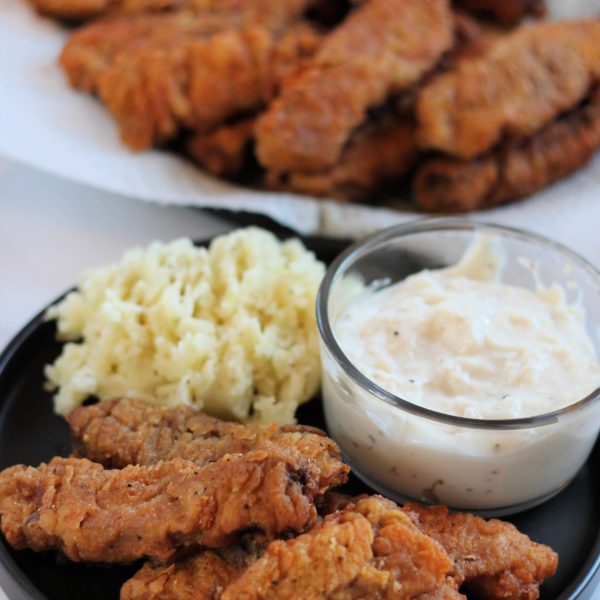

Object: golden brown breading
[187,118,256,177]
[454,0,545,25]
[416,20,600,160]
[61,20,321,149]
[99,26,283,149]
[221,496,453,600]
[414,90,600,212]
[266,110,419,202]
[255,0,453,173]
[405,504,558,600]
[0,448,348,563]
[261,11,483,202]
[185,22,322,177]
[60,13,222,92]
[66,399,349,494]
[60,0,320,91]
[121,546,257,600]
[120,495,455,600]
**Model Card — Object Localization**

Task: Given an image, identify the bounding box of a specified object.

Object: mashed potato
[45,228,325,424]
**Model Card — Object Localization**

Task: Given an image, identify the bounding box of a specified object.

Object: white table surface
[1,157,599,600]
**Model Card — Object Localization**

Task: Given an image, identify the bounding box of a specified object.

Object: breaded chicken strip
[221,496,452,599]
[60,13,224,92]
[454,0,545,25]
[417,20,600,160]
[61,21,321,149]
[260,11,482,202]
[255,0,453,173]
[185,23,322,177]
[266,111,418,202]
[0,448,346,563]
[404,504,558,600]
[66,399,349,494]
[121,546,258,600]
[414,90,600,212]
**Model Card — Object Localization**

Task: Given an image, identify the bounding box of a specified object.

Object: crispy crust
[416,20,600,160]
[61,19,321,149]
[121,546,259,600]
[66,399,349,496]
[405,504,558,600]
[414,91,600,212]
[255,0,453,173]
[221,496,453,599]
[0,449,346,563]
[265,110,419,202]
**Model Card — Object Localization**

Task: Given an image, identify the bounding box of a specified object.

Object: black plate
[1,235,599,600]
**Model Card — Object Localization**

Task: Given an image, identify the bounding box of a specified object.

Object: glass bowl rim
[316,217,600,430]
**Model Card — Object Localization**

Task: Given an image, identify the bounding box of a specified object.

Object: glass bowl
[317,218,600,516]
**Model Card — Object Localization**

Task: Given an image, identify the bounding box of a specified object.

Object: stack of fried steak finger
[0,398,558,599]
[25,0,600,212]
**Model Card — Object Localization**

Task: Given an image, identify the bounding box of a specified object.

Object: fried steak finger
[221,496,453,600]
[267,110,419,202]
[78,21,320,149]
[255,0,453,173]
[454,0,546,25]
[416,20,600,160]
[414,90,600,212]
[66,399,349,492]
[60,13,226,92]
[405,504,558,600]
[0,447,347,563]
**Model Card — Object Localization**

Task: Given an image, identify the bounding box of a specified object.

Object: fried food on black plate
[454,0,545,25]
[0,447,348,563]
[121,496,465,600]
[320,494,557,599]
[220,495,452,599]
[405,504,558,600]
[66,399,349,492]
[255,0,453,173]
[414,88,600,212]
[416,19,600,160]
[121,495,466,600]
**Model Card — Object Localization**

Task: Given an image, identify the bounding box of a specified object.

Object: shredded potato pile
[45,228,325,424]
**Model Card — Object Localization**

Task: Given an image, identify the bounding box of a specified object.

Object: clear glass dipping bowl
[317,219,600,516]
